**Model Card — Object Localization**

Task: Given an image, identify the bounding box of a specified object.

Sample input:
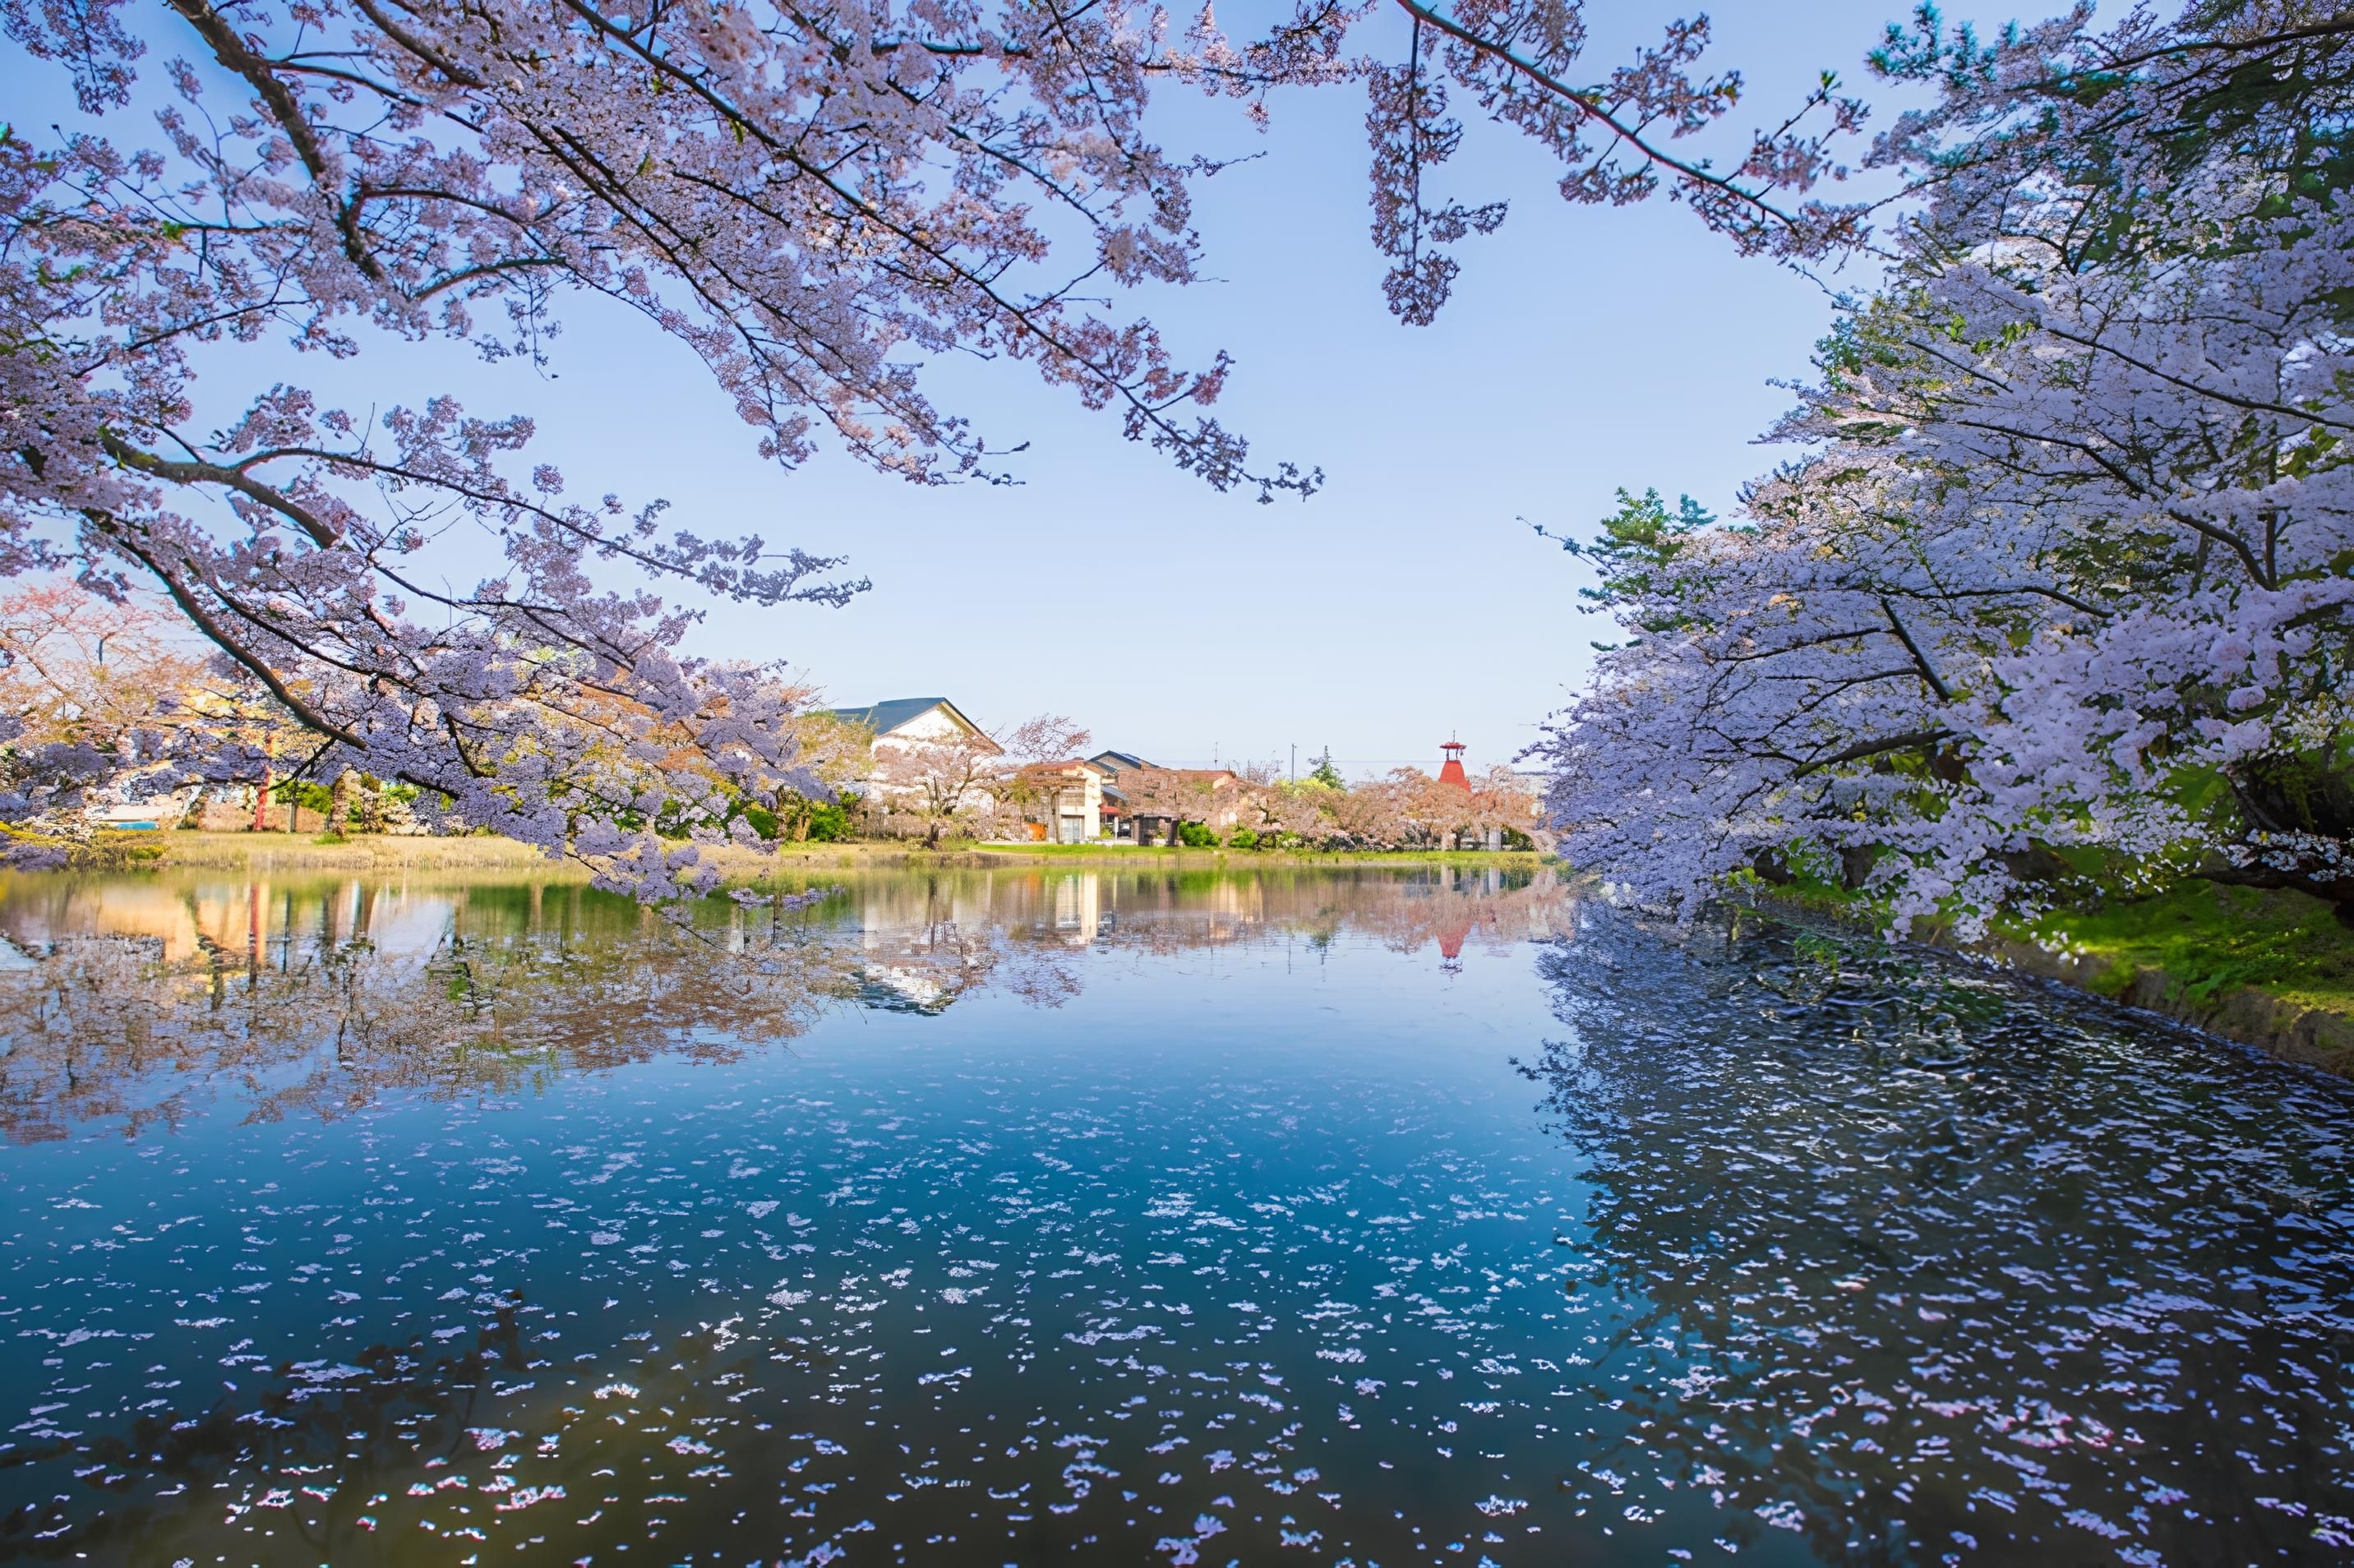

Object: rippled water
[0,868,2348,1566]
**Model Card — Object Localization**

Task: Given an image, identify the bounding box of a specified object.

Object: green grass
[2016,881,2354,1016]
[159,831,568,870]
[147,832,1554,875]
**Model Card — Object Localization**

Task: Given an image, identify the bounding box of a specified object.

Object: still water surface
[0,867,2349,1566]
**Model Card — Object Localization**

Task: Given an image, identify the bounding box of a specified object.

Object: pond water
[0,866,2349,1566]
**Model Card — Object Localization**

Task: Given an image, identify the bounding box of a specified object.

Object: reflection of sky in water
[0,872,2349,1566]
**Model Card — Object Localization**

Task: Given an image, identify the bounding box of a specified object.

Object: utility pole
[1290,743,1296,782]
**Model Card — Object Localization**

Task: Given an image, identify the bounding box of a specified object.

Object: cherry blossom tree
[3,0,1333,883]
[1532,2,2354,933]
[1230,772,1345,846]
[863,712,1084,846]
[0,583,209,749]
[32,0,2315,901]
[1,0,1913,884]
[1113,766,1243,844]
[0,582,219,852]
[988,714,1093,834]
[864,730,1004,847]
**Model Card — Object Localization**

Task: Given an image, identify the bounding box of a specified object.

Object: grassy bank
[147,832,1552,875]
[157,831,575,872]
[2018,882,2354,1019]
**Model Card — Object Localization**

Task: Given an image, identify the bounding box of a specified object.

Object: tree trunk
[328,770,353,836]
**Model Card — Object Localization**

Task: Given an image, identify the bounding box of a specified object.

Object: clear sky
[13,0,1942,779]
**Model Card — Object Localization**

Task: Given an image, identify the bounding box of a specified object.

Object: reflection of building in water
[1436,911,1473,971]
[0,869,1578,981]
[856,965,953,1013]
[0,865,1579,1141]
[823,868,1576,1003]
[0,876,512,966]
[1050,873,1102,945]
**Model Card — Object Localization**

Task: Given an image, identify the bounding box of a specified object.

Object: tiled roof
[824,698,955,736]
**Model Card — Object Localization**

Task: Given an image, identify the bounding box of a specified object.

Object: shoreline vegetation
[140,831,1558,877]
[55,832,2354,1080]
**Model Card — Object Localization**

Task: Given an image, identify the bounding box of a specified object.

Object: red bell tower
[1438,737,1470,791]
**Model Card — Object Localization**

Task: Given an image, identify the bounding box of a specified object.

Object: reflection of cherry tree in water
[2,1296,542,1559]
[1076,867,1572,965]
[0,888,860,1141]
[1525,906,2354,1562]
[0,1289,824,1563]
[0,869,1574,1139]
[845,878,1086,1014]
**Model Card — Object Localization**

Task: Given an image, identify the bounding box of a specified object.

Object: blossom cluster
[1,0,1860,883]
[1532,2,2354,933]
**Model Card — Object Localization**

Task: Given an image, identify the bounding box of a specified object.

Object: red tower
[1438,738,1470,791]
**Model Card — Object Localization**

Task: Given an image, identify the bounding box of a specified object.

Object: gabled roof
[824,697,994,746]
[1085,749,1154,774]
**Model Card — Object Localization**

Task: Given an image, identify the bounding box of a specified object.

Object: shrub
[1226,827,1260,850]
[1177,822,1219,848]
[270,778,335,814]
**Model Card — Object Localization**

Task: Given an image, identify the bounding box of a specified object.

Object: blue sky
[12,0,1939,777]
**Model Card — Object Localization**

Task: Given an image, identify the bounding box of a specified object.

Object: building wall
[858,704,1003,817]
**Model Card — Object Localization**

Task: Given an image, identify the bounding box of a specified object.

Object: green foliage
[1870,1,2354,274]
[2024,880,2354,1014]
[2230,744,2354,841]
[732,791,855,843]
[1550,487,1715,643]
[1177,822,1219,848]
[1227,828,1261,850]
[270,778,334,814]
[1308,749,1345,790]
